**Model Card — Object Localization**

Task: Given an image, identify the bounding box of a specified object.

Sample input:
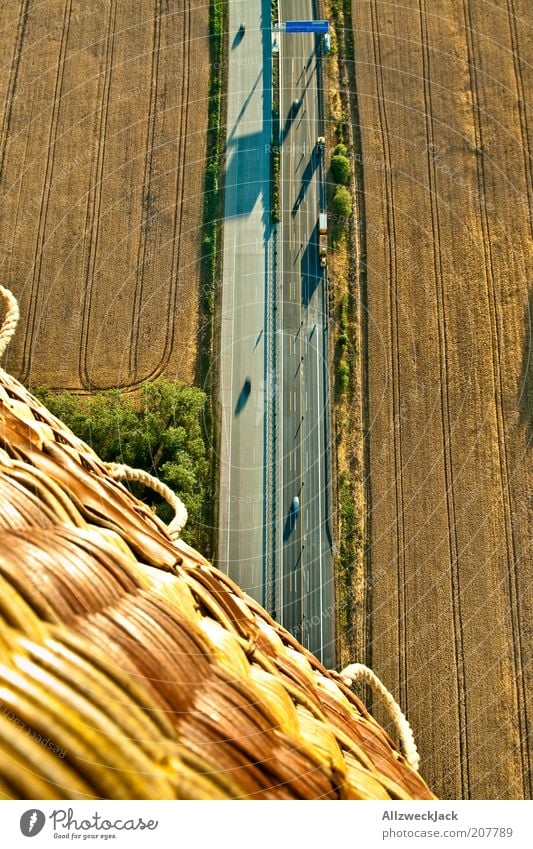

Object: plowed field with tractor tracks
[0,0,209,390]
[353,0,532,798]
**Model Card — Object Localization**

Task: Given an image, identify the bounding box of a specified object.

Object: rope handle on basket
[0,286,187,541]
[104,463,188,540]
[0,285,20,360]
[339,662,420,772]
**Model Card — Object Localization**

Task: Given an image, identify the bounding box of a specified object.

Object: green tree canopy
[35,379,210,552]
[332,185,353,220]
[334,143,348,157]
[330,154,351,185]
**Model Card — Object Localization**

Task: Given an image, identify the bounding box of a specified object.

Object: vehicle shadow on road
[280,109,300,143]
[283,513,295,541]
[224,130,265,217]
[227,72,262,135]
[301,235,321,307]
[234,382,252,416]
[291,155,319,216]
[301,154,318,186]
[231,29,245,50]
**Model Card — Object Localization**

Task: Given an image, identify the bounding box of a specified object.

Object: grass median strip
[322,0,367,664]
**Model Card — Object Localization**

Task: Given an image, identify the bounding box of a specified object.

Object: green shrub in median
[337,358,350,394]
[334,143,348,157]
[332,185,353,221]
[331,153,351,185]
[335,115,348,145]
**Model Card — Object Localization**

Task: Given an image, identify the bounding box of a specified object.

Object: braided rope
[339,662,420,772]
[104,462,188,540]
[0,288,188,541]
[0,286,20,359]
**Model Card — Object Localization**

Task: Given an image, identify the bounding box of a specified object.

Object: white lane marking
[316,331,324,663]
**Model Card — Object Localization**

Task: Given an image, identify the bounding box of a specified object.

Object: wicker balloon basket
[0,287,435,800]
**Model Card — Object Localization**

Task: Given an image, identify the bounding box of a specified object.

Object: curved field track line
[507,0,533,241]
[128,0,191,385]
[20,0,72,384]
[368,0,408,713]
[154,0,190,381]
[79,0,117,390]
[418,0,469,799]
[171,1,190,328]
[129,0,162,380]
[462,0,530,799]
[0,0,29,180]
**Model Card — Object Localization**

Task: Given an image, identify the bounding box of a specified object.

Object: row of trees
[35,380,211,552]
[201,0,224,318]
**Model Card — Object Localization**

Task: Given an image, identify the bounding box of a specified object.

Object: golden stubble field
[352,0,532,798]
[0,0,209,390]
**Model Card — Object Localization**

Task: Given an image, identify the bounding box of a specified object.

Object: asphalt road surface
[218,1,273,604]
[278,1,335,667]
[219,1,334,667]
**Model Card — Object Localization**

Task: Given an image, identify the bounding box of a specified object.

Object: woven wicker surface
[0,362,436,800]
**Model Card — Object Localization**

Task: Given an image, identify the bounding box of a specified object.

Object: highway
[218,1,334,667]
[218,1,273,604]
[278,1,334,666]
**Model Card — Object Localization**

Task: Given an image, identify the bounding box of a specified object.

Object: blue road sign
[285,20,329,33]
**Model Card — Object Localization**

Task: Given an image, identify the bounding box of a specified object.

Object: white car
[292,496,300,519]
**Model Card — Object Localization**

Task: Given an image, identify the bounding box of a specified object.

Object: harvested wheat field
[0,0,209,390]
[352,0,532,798]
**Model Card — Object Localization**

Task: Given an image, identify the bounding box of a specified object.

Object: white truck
[319,212,327,267]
